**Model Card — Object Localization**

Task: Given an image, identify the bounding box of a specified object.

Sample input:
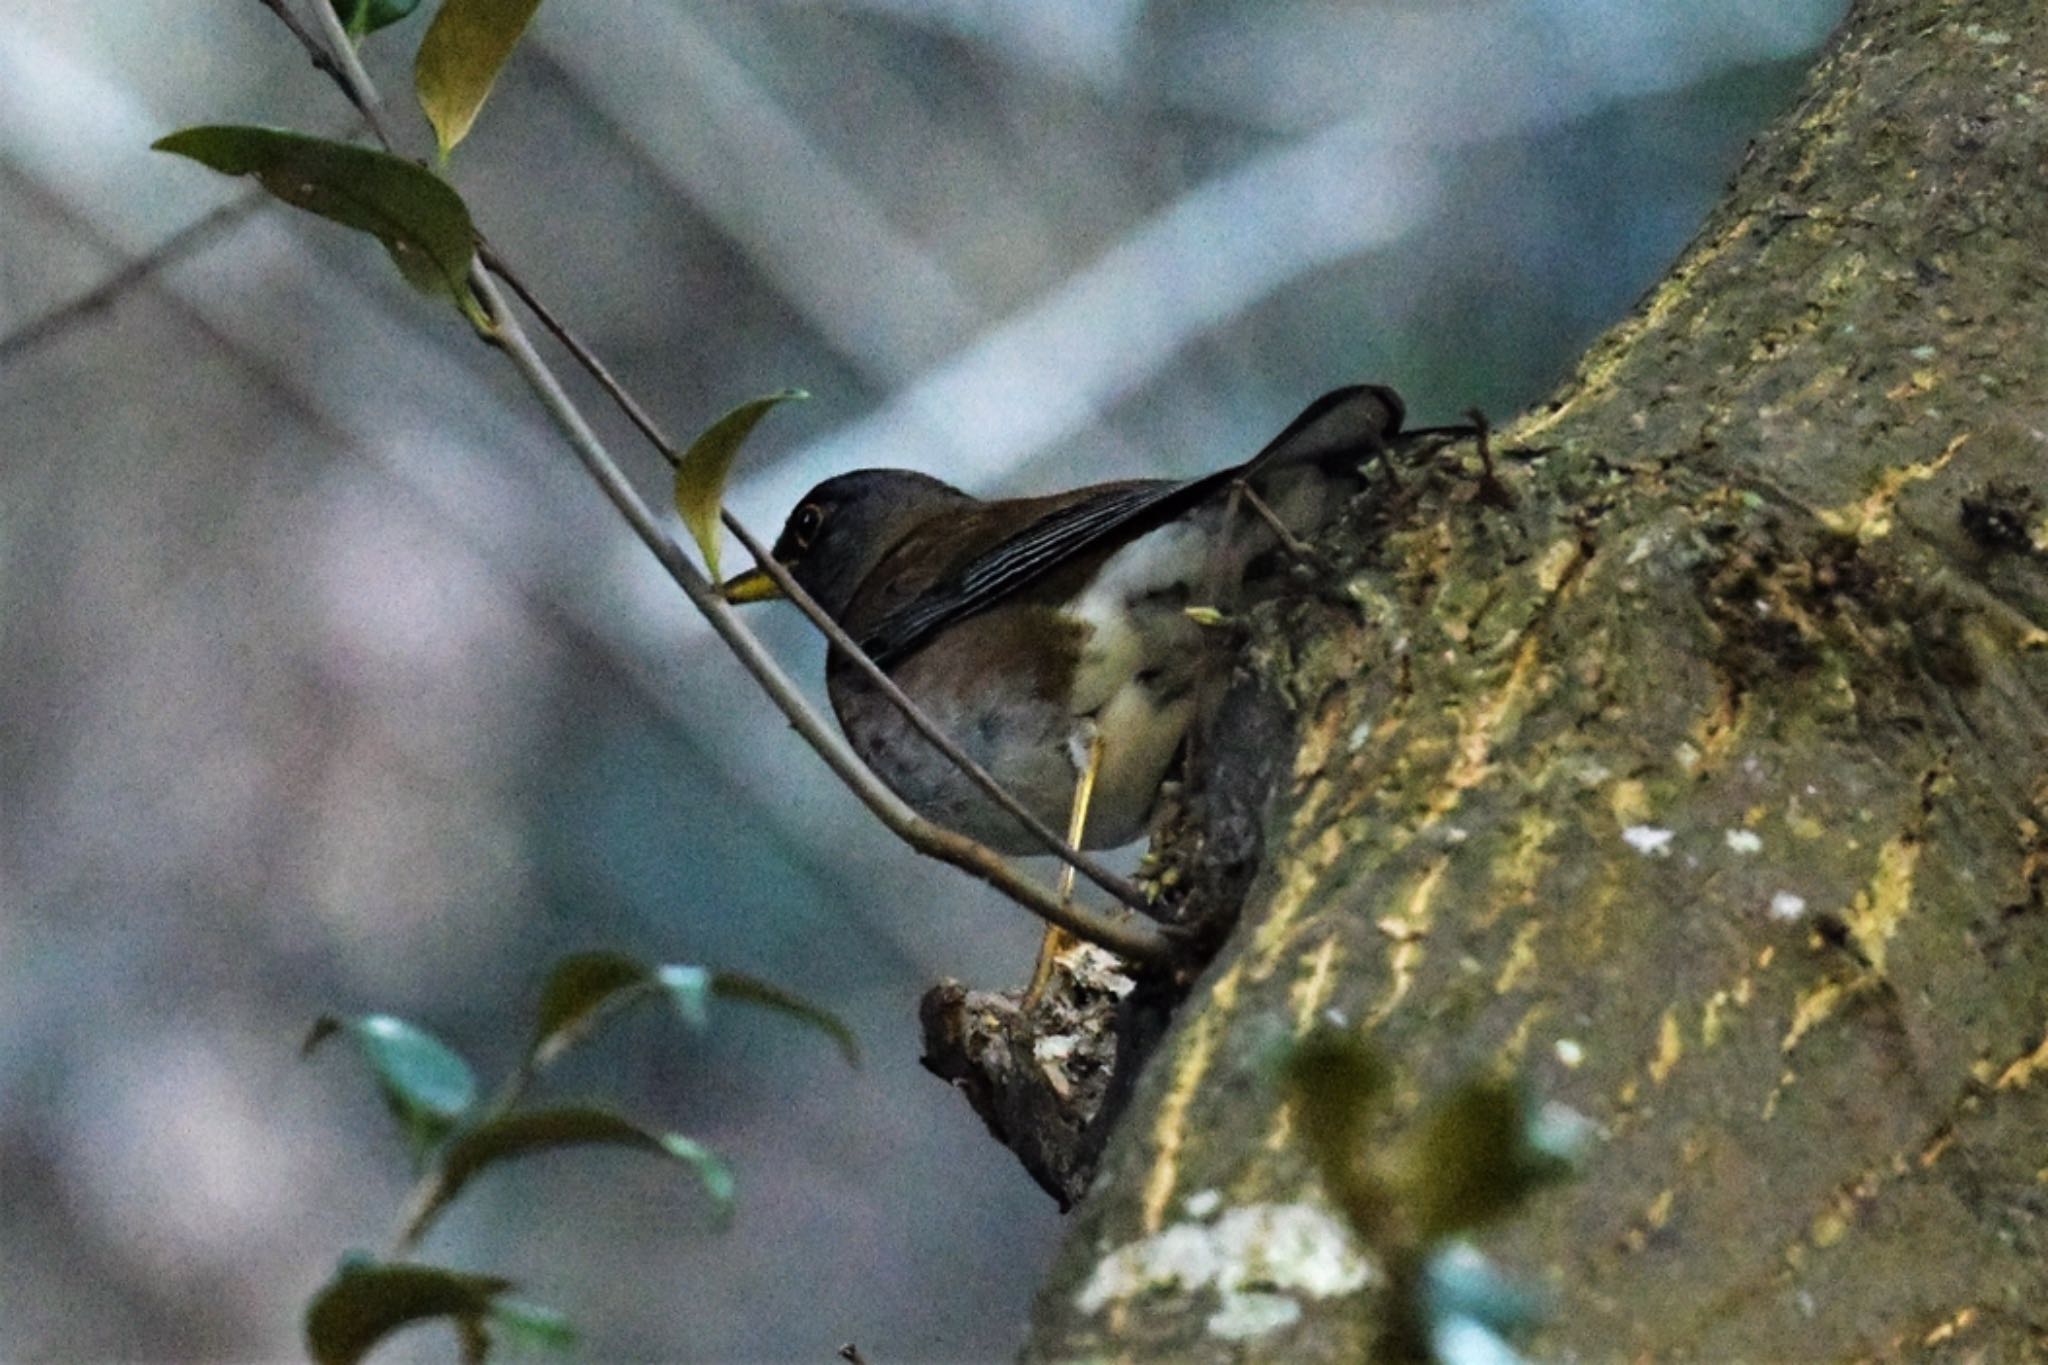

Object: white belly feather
[840,503,1275,853]
[1059,518,1217,848]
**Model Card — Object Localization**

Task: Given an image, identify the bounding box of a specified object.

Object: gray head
[727,469,971,619]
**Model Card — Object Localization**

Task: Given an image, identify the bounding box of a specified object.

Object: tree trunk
[1023,0,2048,1357]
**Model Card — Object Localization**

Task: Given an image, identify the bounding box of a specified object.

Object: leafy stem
[237,0,1179,959]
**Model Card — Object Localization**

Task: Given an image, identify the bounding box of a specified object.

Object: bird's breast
[827,553,1209,856]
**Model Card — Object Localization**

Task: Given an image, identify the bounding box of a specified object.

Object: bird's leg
[1025,725,1106,1004]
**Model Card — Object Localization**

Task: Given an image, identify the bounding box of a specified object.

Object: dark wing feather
[858,384,1403,667]
[859,480,1181,667]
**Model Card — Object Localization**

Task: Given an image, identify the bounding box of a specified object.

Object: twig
[387,1033,551,1256]
[389,1165,446,1257]
[0,194,266,364]
[1233,479,1325,566]
[253,1,346,82]
[474,271,1178,962]
[300,0,403,149]
[250,0,1178,955]
[482,246,1155,916]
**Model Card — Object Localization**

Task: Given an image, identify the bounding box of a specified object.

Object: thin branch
[252,1,1176,959]
[253,0,348,84]
[1233,480,1325,565]
[473,268,1178,962]
[387,1033,550,1257]
[267,0,403,150]
[0,191,268,365]
[1,94,369,366]
[483,247,1155,916]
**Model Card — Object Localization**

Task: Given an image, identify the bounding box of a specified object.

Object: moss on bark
[1027,1,2048,1358]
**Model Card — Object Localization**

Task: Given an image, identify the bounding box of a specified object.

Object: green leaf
[333,0,423,38]
[151,126,482,318]
[304,1260,512,1365]
[657,964,713,1030]
[658,1133,739,1216]
[526,952,858,1070]
[411,1106,736,1238]
[660,965,860,1067]
[706,970,860,1068]
[672,391,807,579]
[487,1298,576,1355]
[306,1013,478,1159]
[414,0,545,158]
[1404,1080,1575,1240]
[528,951,658,1069]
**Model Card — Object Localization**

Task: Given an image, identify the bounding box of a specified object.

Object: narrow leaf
[306,1013,478,1158]
[709,970,860,1068]
[414,0,545,158]
[305,1261,511,1365]
[658,1133,738,1215]
[672,391,807,578]
[530,953,858,1069]
[657,965,860,1067]
[411,1106,736,1238]
[151,126,479,312]
[333,0,423,38]
[657,964,713,1032]
[529,951,656,1068]
[487,1298,576,1354]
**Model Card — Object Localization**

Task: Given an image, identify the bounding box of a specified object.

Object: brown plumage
[727,385,1407,852]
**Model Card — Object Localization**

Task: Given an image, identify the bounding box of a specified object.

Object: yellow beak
[721,566,786,604]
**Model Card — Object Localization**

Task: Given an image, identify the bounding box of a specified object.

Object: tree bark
[1023,0,2048,1358]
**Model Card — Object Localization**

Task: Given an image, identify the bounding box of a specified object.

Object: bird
[722,384,1409,979]
[722,384,1408,851]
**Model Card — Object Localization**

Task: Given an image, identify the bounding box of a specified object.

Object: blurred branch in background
[770,0,1146,90]
[534,11,979,381]
[540,6,1437,511]
[0,191,267,365]
[751,120,1434,506]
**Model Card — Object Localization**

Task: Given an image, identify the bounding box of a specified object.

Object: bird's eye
[791,502,826,549]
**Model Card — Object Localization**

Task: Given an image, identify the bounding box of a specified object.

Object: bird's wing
[859,480,1180,667]
[858,384,1403,668]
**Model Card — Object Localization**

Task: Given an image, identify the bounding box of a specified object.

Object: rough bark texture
[1025,1,2048,1359]
[920,951,1139,1210]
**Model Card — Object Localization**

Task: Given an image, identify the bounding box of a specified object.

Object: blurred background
[1,2,1843,1360]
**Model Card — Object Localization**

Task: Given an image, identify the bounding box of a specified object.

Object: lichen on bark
[1025,1,2048,1359]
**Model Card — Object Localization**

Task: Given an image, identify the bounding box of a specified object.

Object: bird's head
[721,468,969,619]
